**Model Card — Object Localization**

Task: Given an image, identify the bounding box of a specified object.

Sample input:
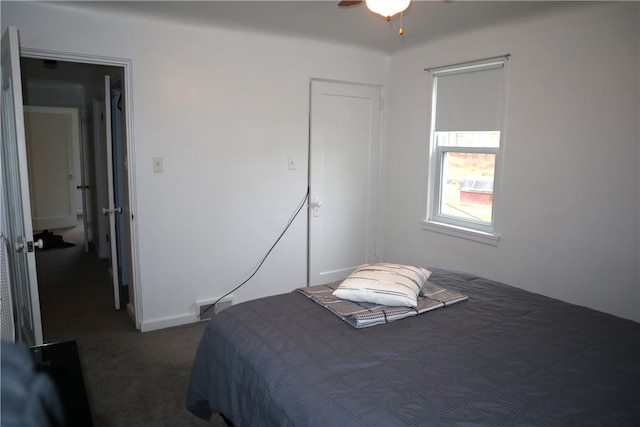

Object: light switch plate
[153,157,163,173]
[288,155,297,170]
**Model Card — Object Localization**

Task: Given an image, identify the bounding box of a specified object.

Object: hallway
[32,226,215,426]
[35,226,133,343]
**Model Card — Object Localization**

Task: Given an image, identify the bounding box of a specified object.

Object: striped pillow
[333,263,432,308]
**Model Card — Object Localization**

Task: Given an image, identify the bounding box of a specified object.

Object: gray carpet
[36,226,226,427]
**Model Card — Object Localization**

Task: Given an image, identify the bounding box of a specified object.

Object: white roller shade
[433,62,504,132]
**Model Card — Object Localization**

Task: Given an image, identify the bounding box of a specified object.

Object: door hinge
[378,97,384,111]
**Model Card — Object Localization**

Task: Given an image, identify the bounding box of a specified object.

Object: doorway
[24,105,81,231]
[20,56,138,339]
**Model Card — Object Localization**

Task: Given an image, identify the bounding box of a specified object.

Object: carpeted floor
[36,226,226,427]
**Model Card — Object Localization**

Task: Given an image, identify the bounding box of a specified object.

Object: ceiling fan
[339,0,412,34]
[338,0,363,6]
[338,0,411,17]
[339,0,451,7]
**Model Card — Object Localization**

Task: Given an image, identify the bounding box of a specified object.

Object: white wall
[384,2,639,321]
[3,1,638,327]
[2,1,389,330]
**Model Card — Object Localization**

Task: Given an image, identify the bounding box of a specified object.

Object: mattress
[186,268,640,426]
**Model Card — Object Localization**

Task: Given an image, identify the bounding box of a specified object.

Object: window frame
[423,58,508,245]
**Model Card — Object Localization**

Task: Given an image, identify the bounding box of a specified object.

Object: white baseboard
[139,312,202,332]
[126,302,137,329]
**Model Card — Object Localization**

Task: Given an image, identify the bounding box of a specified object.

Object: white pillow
[333,263,432,308]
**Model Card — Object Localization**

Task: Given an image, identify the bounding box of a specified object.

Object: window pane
[439,151,495,225]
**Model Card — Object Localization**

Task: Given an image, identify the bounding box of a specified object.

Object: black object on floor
[34,230,75,250]
[30,340,93,427]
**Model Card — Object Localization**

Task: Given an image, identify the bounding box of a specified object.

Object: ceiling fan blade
[338,1,363,7]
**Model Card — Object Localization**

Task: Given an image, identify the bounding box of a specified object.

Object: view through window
[436,131,498,225]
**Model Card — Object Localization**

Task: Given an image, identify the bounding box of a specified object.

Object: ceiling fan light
[365,0,411,19]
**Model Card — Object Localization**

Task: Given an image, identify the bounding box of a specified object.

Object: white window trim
[421,220,501,246]
[423,57,508,245]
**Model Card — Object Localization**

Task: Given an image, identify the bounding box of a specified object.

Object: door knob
[17,239,43,253]
[103,207,123,216]
[311,197,323,217]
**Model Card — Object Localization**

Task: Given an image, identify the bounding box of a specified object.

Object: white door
[93,99,110,259]
[24,106,79,231]
[110,85,129,299]
[103,75,121,310]
[308,80,382,285]
[78,108,91,253]
[0,26,43,346]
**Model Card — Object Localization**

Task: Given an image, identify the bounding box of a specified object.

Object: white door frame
[20,47,143,330]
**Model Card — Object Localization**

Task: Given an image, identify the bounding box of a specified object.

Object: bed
[186,267,640,426]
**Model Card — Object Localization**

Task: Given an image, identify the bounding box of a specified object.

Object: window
[425,58,506,243]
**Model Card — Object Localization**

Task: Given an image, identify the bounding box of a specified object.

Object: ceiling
[57,1,582,54]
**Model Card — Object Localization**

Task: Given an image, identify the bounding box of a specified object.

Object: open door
[109,81,130,307]
[102,75,122,310]
[0,26,43,346]
[78,111,91,254]
[308,80,382,286]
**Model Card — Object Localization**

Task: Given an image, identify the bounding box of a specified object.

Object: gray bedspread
[186,268,640,426]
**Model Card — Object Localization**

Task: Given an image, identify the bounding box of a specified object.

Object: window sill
[421,220,500,246]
